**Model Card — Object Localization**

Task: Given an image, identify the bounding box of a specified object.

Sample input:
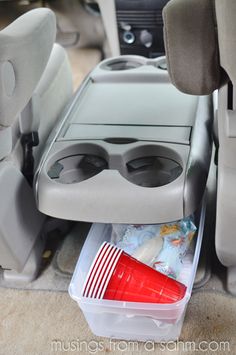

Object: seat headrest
[163,0,225,95]
[0,8,56,127]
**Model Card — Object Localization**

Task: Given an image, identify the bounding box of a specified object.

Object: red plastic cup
[82,242,186,304]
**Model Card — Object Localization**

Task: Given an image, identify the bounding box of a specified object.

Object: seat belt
[21,131,39,186]
[19,102,40,186]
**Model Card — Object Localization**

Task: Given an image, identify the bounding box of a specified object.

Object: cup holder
[151,58,168,71]
[101,58,144,71]
[121,144,183,188]
[100,56,168,73]
[157,62,168,70]
[47,155,108,184]
[124,156,182,188]
[46,143,183,188]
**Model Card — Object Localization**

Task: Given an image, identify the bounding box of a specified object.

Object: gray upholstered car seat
[0,9,73,283]
[163,0,236,293]
[20,42,73,168]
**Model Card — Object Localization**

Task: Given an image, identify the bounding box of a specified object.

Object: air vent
[117,10,163,29]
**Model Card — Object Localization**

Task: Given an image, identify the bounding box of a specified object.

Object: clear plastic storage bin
[69,203,206,342]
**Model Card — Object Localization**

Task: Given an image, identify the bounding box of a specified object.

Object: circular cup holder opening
[101,59,143,71]
[47,154,108,184]
[158,62,168,70]
[124,156,182,188]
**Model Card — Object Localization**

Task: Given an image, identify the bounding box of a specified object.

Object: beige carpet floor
[66,47,102,90]
[0,288,235,355]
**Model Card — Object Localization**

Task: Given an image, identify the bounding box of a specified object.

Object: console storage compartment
[35,56,213,224]
[69,201,206,342]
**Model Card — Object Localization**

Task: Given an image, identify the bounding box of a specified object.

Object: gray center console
[34,56,213,224]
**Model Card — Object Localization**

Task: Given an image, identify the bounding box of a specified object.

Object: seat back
[163,0,236,269]
[20,42,73,167]
[0,8,56,274]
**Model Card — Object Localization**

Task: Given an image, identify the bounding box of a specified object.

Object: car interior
[0,0,235,354]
